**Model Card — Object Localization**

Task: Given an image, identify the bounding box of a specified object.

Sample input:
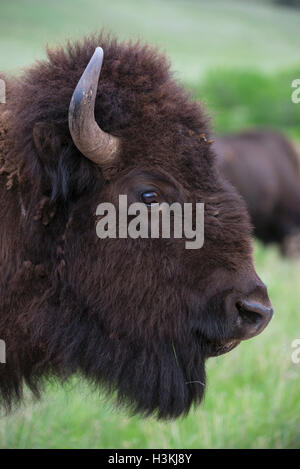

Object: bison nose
[236,296,273,340]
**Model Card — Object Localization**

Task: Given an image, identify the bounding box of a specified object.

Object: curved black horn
[68,47,120,165]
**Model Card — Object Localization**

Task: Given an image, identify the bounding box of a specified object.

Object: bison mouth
[209,339,241,357]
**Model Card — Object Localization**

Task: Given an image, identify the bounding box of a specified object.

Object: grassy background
[1,0,300,81]
[0,0,300,449]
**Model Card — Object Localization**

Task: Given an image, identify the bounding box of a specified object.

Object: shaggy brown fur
[215,130,300,255]
[0,34,270,418]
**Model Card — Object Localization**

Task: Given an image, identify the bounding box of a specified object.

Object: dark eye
[140,191,160,206]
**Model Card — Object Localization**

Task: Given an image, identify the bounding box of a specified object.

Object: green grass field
[0,0,300,449]
[0,0,300,82]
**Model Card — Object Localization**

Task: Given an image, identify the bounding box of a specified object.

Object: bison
[214,130,300,256]
[0,34,272,419]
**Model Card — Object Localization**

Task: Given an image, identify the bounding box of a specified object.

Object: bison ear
[33,121,98,202]
[33,122,64,165]
[32,121,66,200]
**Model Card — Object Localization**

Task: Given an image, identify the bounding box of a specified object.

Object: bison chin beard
[52,335,206,420]
[103,340,207,419]
[25,304,206,419]
[0,315,207,419]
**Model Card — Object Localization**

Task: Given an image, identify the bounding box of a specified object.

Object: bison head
[0,35,272,418]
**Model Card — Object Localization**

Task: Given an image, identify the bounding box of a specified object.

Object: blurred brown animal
[214,130,300,256]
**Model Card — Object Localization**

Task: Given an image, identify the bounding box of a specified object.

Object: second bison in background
[215,130,300,256]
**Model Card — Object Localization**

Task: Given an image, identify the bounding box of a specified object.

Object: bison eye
[140,191,160,206]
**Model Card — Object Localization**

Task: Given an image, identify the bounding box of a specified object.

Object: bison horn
[68,47,120,166]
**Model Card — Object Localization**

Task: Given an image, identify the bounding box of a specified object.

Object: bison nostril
[237,303,262,325]
[236,299,273,338]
